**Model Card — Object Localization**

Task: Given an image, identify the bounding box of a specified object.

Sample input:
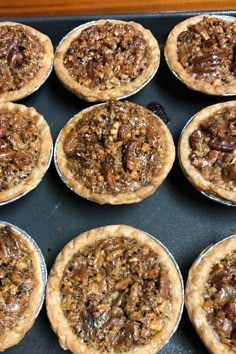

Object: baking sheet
[1,10,236,354]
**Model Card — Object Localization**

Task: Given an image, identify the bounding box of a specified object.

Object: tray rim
[0,9,236,23]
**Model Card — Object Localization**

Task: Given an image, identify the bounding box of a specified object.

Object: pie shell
[164,15,236,96]
[0,221,47,352]
[54,19,160,102]
[0,21,54,103]
[185,234,236,354]
[0,102,53,205]
[54,102,175,205]
[178,100,236,205]
[46,224,184,354]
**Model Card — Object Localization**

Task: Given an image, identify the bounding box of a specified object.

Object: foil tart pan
[178,102,236,207]
[185,233,236,354]
[0,221,47,318]
[164,15,236,96]
[54,102,175,205]
[0,21,54,103]
[54,19,160,102]
[46,225,184,353]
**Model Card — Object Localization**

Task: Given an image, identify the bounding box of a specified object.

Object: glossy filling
[203,251,236,350]
[188,107,236,191]
[63,21,152,90]
[0,109,40,192]
[63,100,167,195]
[0,25,45,94]
[0,226,36,334]
[60,236,171,352]
[177,17,236,85]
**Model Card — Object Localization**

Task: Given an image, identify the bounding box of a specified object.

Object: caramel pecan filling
[63,100,165,194]
[0,109,40,192]
[0,25,45,94]
[63,21,152,90]
[203,252,236,350]
[189,107,236,191]
[0,226,35,334]
[60,236,171,352]
[177,17,236,84]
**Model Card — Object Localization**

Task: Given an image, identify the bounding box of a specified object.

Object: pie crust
[54,100,175,205]
[178,101,236,205]
[0,221,46,352]
[164,15,236,96]
[0,102,53,205]
[46,224,184,354]
[0,21,54,103]
[186,234,236,354]
[54,19,160,102]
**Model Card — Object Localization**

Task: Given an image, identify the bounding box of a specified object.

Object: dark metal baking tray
[1,10,236,354]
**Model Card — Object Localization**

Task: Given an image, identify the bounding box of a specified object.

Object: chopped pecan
[190,129,202,149]
[190,153,209,168]
[13,151,32,168]
[208,136,236,152]
[0,149,15,162]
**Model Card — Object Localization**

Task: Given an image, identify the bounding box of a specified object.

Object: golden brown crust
[0,21,54,103]
[0,102,53,205]
[54,102,175,205]
[185,234,236,354]
[0,222,43,352]
[54,19,160,102]
[46,224,183,354]
[178,100,236,205]
[164,15,236,96]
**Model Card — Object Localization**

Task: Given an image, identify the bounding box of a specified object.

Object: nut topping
[0,108,40,192]
[0,225,35,334]
[60,236,171,352]
[63,21,152,91]
[177,17,236,85]
[188,106,236,189]
[203,251,236,350]
[62,100,168,195]
[0,25,45,94]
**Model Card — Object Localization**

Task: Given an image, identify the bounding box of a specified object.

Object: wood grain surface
[0,0,235,18]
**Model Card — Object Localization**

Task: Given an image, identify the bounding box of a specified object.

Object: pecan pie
[46,225,184,354]
[164,15,236,95]
[178,101,236,205]
[55,100,175,204]
[0,21,54,103]
[186,234,236,354]
[0,221,46,351]
[54,19,160,102]
[0,102,53,205]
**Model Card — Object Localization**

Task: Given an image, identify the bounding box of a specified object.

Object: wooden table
[1,0,235,18]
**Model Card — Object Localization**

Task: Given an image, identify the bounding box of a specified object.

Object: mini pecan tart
[164,15,236,95]
[55,100,175,204]
[186,234,236,354]
[0,21,54,103]
[46,225,184,354]
[179,101,236,205]
[0,221,47,351]
[0,102,53,205]
[54,19,160,102]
